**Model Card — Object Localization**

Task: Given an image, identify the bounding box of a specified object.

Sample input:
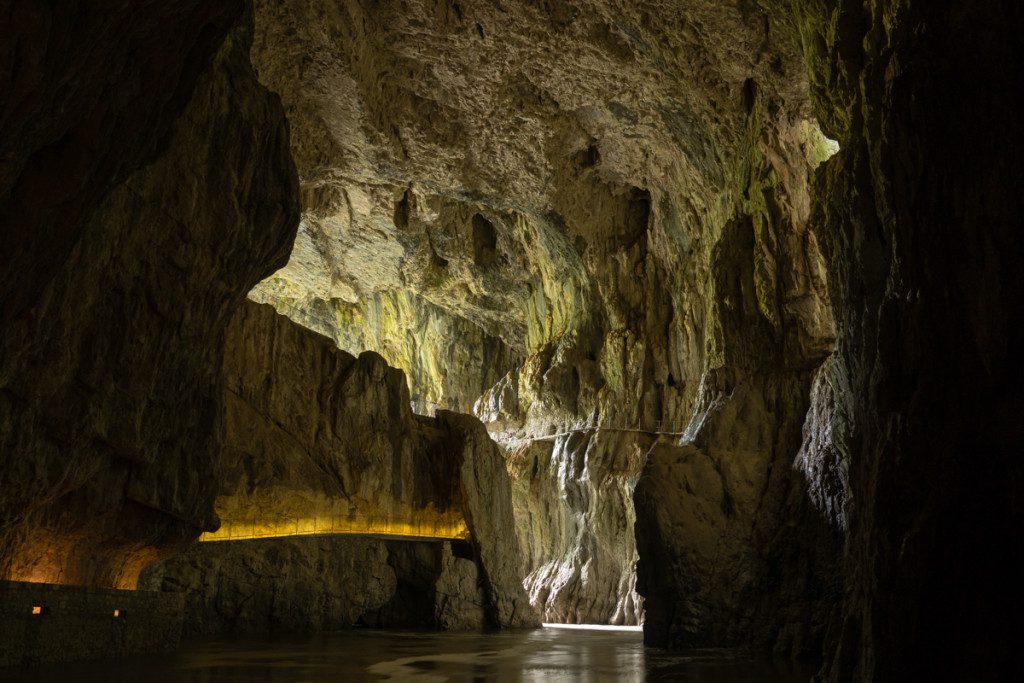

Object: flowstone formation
[145,301,537,631]
[0,8,299,589]
[503,430,647,625]
[245,0,837,630]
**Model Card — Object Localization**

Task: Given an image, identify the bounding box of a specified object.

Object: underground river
[3,625,813,681]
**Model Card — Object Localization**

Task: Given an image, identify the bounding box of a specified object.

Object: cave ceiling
[248,0,830,386]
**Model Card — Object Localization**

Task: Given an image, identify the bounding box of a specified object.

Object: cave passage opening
[234,0,844,633]
[6,0,1017,677]
[0,0,831,635]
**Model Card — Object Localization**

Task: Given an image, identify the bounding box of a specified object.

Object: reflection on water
[1,627,813,681]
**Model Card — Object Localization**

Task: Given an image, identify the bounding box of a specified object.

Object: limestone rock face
[218,301,467,540]
[139,537,486,636]
[5,1,1016,677]
[0,12,299,588]
[0,1,245,328]
[211,301,539,629]
[435,410,537,628]
[632,207,840,653]
[363,540,489,631]
[251,290,523,414]
[791,1,1024,679]
[243,0,838,630]
[507,431,647,625]
[433,543,490,631]
[634,374,838,654]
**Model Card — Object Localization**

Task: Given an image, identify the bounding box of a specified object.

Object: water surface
[3,626,812,681]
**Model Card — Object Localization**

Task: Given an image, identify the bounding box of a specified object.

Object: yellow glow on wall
[199,513,470,543]
[9,552,67,587]
[14,569,57,584]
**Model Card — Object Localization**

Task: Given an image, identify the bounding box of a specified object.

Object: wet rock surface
[506,430,647,625]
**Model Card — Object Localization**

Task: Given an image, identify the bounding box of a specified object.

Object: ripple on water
[0,627,814,682]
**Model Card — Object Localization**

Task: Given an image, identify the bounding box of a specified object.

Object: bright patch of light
[806,118,840,167]
[200,514,470,542]
[821,135,841,159]
[542,623,643,632]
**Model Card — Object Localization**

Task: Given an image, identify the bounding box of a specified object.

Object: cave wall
[207,301,539,629]
[140,537,487,636]
[507,430,647,625]
[242,0,838,626]
[216,301,468,540]
[633,195,839,655]
[0,1,245,328]
[0,7,300,588]
[251,288,522,413]
[789,0,1024,678]
[4,1,1018,676]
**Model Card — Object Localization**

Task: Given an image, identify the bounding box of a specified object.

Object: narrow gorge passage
[2,1,1022,681]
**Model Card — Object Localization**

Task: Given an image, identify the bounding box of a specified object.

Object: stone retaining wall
[0,581,183,666]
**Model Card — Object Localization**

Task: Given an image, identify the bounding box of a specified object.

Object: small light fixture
[113,609,125,618]
[31,605,45,616]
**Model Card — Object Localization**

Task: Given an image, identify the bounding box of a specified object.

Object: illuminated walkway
[199,512,470,542]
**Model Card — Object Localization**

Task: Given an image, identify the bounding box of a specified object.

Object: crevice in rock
[472,213,499,269]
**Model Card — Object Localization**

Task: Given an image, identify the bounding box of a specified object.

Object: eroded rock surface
[0,1,246,328]
[633,206,839,654]
[506,430,647,625]
[218,301,467,540]
[790,1,1024,678]
[210,301,538,628]
[140,537,487,635]
[252,289,522,413]
[0,11,299,588]
[243,0,838,628]
[4,1,1020,677]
